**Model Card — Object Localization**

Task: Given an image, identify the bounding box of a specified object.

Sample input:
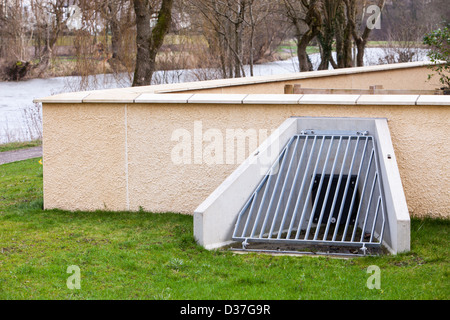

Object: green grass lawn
[277,40,320,56]
[0,158,449,300]
[0,140,42,153]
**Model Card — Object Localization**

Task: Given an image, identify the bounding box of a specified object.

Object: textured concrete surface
[35,61,449,218]
[40,101,449,219]
[42,104,127,211]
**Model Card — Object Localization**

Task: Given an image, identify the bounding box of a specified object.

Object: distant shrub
[423,23,450,90]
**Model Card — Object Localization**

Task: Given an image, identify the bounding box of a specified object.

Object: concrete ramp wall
[194,117,410,254]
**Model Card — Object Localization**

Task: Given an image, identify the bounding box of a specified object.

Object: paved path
[0,146,43,165]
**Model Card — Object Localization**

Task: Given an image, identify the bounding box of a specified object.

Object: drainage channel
[232,130,387,256]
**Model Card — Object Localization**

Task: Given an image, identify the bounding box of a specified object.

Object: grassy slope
[0,158,448,299]
[0,140,42,153]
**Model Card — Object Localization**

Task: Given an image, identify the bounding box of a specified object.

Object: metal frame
[232,130,387,254]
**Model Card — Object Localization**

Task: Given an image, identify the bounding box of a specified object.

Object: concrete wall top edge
[37,93,450,106]
[34,61,443,104]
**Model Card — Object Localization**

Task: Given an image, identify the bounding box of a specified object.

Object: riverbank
[0,52,307,144]
[0,46,430,144]
[1,38,295,82]
[0,140,42,153]
[0,39,429,82]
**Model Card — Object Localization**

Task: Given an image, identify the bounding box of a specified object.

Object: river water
[0,48,429,143]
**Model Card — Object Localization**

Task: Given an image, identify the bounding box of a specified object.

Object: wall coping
[34,61,448,105]
[36,92,450,106]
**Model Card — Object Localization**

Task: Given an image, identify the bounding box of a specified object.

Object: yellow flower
[39,159,43,165]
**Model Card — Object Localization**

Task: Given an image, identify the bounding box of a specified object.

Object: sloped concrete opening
[232,132,386,256]
[194,117,410,255]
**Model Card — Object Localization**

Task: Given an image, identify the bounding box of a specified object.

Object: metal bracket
[242,238,249,250]
[300,129,369,136]
[360,243,368,256]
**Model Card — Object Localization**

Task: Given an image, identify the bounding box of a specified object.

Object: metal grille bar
[232,131,386,251]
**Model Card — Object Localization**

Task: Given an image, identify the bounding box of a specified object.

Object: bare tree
[0,0,36,79]
[334,0,352,68]
[32,0,71,76]
[347,0,386,67]
[317,0,342,70]
[0,1,32,61]
[282,0,322,72]
[193,0,249,78]
[95,0,135,71]
[249,2,289,67]
[132,0,173,86]
[0,0,5,60]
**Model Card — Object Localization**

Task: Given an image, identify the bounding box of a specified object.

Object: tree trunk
[248,1,255,76]
[132,0,173,87]
[0,1,4,59]
[317,0,341,70]
[234,22,242,78]
[317,29,335,70]
[342,22,353,67]
[287,0,322,72]
[336,0,355,68]
[335,2,351,68]
[335,21,344,68]
[317,44,328,70]
[32,1,66,77]
[297,35,314,72]
[349,0,386,67]
[355,38,366,66]
[108,4,122,61]
[34,26,60,77]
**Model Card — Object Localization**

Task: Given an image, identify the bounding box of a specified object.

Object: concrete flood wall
[36,61,449,221]
[41,97,449,219]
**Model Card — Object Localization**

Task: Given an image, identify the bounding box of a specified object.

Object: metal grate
[232,130,387,253]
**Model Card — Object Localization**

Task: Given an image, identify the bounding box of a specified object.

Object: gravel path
[0,146,43,165]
